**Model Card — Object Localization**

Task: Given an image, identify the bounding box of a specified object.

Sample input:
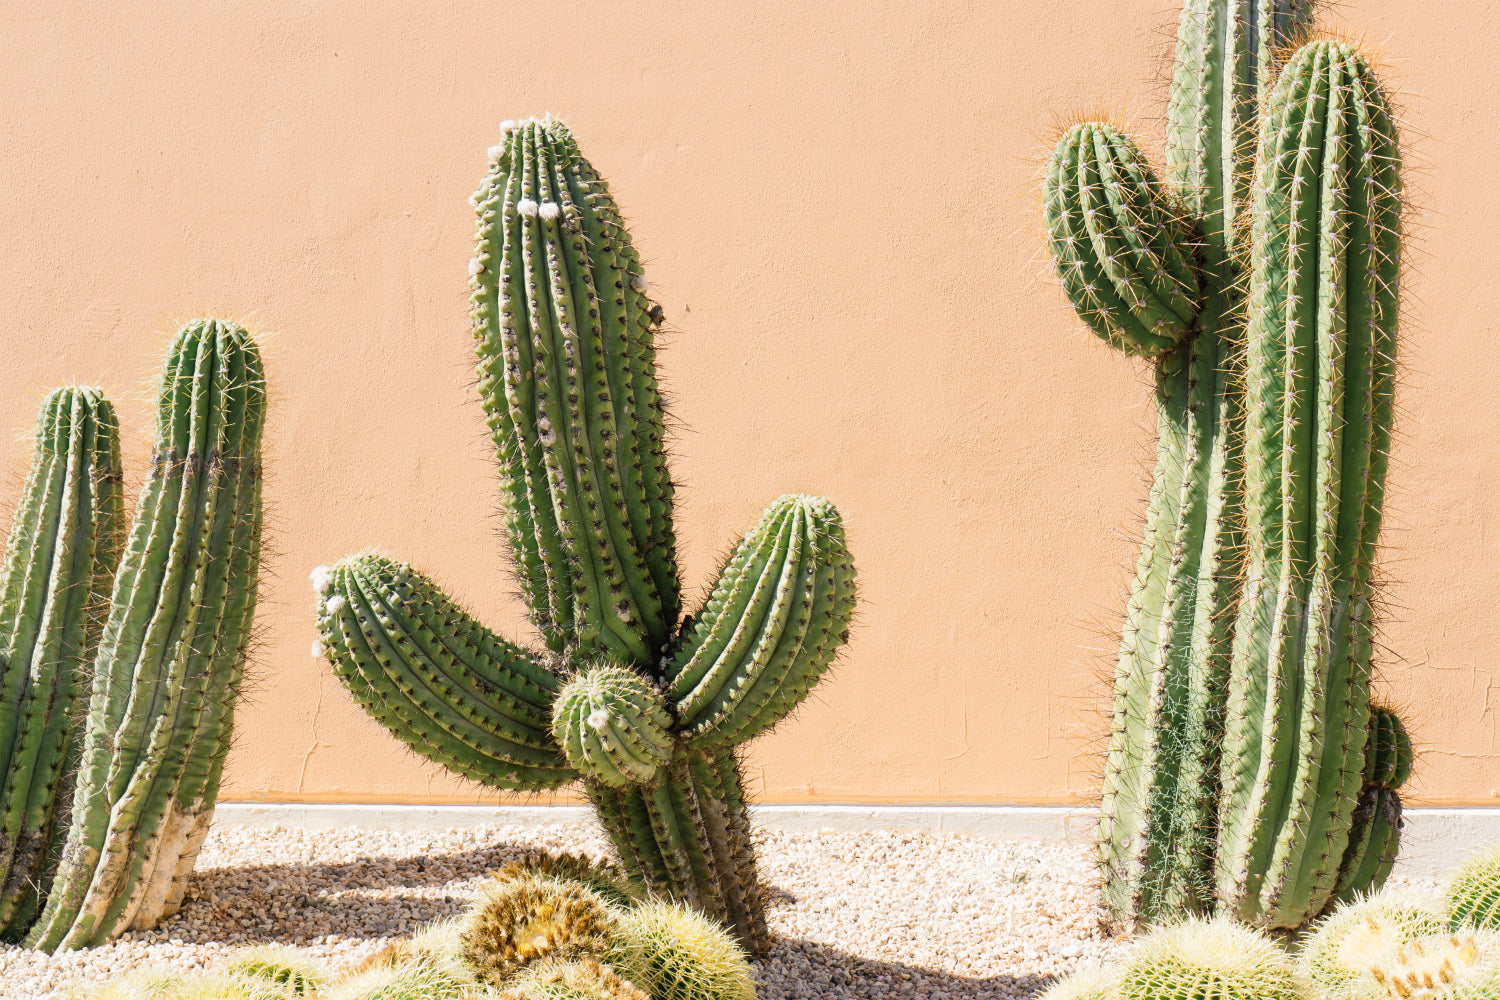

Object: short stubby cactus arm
[0,389,124,937]
[552,663,673,788]
[664,495,856,751]
[316,553,575,791]
[1215,40,1402,928]
[1331,707,1411,905]
[1044,123,1203,358]
[27,319,267,952]
[470,118,679,663]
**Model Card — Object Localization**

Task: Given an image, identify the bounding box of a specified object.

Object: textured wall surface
[0,0,1493,806]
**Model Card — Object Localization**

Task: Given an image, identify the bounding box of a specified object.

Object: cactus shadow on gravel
[111,844,1030,998]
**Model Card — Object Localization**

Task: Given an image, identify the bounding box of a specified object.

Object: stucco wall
[0,1,1494,807]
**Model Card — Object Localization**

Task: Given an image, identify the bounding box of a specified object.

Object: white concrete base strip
[213,803,1500,881]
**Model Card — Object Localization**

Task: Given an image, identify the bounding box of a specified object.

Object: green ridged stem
[1331,786,1402,905]
[666,494,856,750]
[1089,0,1313,926]
[552,664,673,788]
[28,319,266,952]
[317,119,856,954]
[0,389,124,938]
[1216,40,1402,928]
[1364,706,1413,790]
[1044,123,1202,358]
[317,553,573,790]
[472,118,676,663]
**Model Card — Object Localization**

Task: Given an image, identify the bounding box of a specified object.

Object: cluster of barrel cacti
[0,319,265,952]
[1044,0,1411,928]
[1039,844,1500,1000]
[312,116,857,953]
[66,853,756,1000]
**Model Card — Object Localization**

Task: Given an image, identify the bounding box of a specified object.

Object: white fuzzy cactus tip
[309,564,332,594]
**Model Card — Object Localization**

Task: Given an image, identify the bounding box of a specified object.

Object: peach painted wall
[0,1,1494,807]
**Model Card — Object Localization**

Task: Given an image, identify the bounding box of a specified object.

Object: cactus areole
[1043,3,1410,930]
[315,117,858,953]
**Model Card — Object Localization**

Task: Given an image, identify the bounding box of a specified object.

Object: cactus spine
[317,117,857,954]
[27,319,267,951]
[0,390,124,937]
[1045,2,1410,929]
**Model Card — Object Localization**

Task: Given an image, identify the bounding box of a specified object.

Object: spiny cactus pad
[460,872,614,985]
[1301,894,1449,998]
[1116,918,1301,1000]
[1448,847,1500,932]
[610,900,756,1000]
[316,116,857,952]
[553,665,674,787]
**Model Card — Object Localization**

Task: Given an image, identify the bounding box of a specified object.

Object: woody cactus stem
[1050,0,1314,924]
[315,118,857,953]
[1217,39,1403,926]
[0,390,123,938]
[28,319,266,952]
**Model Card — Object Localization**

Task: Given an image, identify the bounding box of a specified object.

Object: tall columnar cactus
[0,390,124,938]
[26,319,267,952]
[1216,38,1403,927]
[1044,2,1409,929]
[315,117,857,953]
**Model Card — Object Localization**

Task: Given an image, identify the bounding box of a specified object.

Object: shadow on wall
[153,842,1033,998]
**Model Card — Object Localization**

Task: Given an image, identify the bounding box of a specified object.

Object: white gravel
[0,821,1394,999]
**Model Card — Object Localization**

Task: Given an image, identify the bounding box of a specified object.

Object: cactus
[1045,2,1410,928]
[226,945,331,996]
[1117,917,1301,1000]
[315,117,857,953]
[0,389,124,938]
[1447,846,1500,932]
[1216,38,1404,927]
[26,319,266,951]
[321,960,473,1000]
[459,871,615,985]
[493,852,644,911]
[1301,894,1449,999]
[500,959,650,1000]
[610,900,756,1000]
[1358,931,1500,1000]
[1036,968,1119,1000]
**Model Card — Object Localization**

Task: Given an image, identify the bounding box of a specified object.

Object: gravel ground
[0,821,1419,999]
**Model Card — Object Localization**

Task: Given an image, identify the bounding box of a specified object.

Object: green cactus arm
[1365,706,1413,790]
[0,389,124,935]
[470,117,678,663]
[316,552,574,791]
[26,320,266,952]
[663,495,855,752]
[1216,40,1401,928]
[1045,123,1202,358]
